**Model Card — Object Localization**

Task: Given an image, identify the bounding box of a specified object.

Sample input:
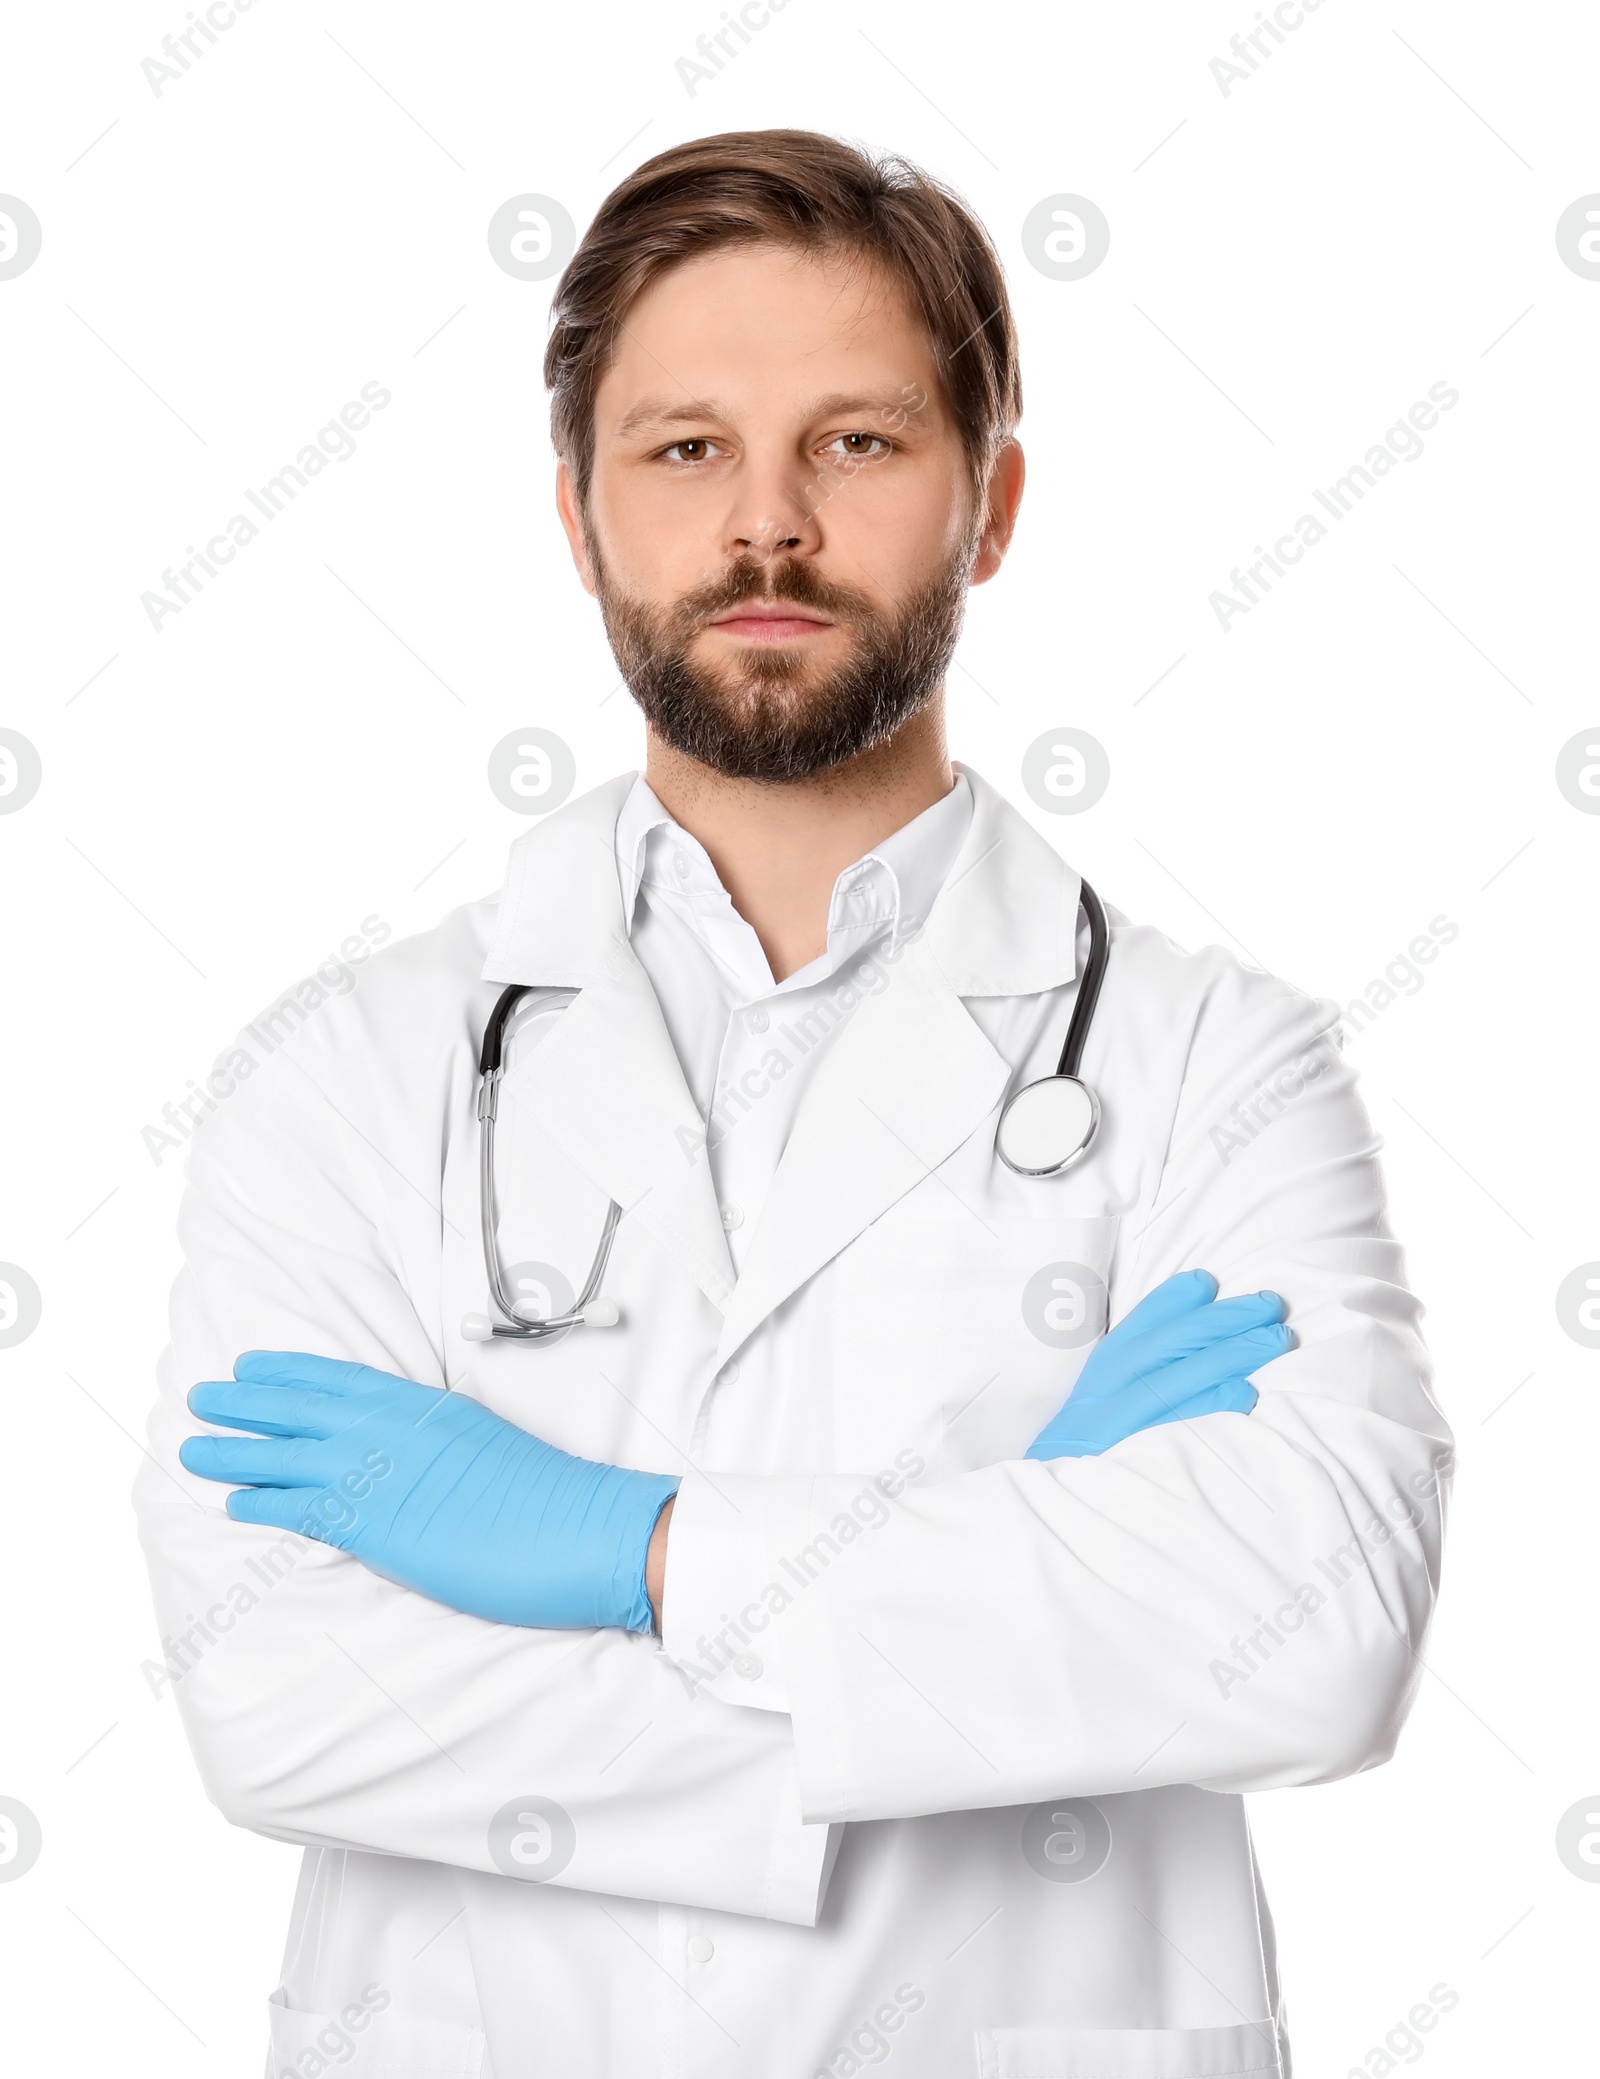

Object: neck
[643,700,955,982]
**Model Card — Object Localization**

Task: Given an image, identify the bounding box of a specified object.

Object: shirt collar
[481,764,1081,998]
[852,770,974,945]
[614,770,975,997]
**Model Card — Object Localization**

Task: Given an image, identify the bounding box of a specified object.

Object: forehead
[593,242,942,429]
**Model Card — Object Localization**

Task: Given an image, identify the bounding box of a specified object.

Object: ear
[555,459,599,598]
[970,439,1026,586]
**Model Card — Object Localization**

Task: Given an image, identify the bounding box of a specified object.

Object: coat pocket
[823,1206,1121,1472]
[264,1985,486,2077]
[974,2021,1284,2079]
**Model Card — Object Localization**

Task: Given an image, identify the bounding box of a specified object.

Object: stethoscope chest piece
[995,1073,1100,1177]
[993,876,1110,1181]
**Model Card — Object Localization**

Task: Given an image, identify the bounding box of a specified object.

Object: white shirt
[614,770,974,1273]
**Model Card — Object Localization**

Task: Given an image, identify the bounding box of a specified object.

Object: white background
[2,0,1597,2070]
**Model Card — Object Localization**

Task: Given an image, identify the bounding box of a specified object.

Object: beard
[589,535,975,783]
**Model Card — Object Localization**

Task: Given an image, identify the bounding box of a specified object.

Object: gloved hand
[1026,1268,1292,1460]
[180,1352,679,1633]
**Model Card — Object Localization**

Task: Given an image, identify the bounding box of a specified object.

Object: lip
[706,602,836,639]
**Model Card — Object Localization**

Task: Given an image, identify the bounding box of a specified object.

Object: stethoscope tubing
[1057,879,1108,1079]
[474,985,622,1339]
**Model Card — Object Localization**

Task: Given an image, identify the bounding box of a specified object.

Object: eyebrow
[612,391,916,440]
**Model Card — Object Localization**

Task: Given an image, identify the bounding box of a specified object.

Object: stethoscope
[462,986,623,1343]
[993,877,1109,1178]
[463,881,1109,1343]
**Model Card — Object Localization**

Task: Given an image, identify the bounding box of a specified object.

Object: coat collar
[922,764,1082,997]
[482,772,639,988]
[478,765,1084,1347]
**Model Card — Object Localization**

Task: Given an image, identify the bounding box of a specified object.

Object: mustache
[673,558,872,632]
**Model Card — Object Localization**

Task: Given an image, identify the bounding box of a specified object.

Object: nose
[722,447,824,568]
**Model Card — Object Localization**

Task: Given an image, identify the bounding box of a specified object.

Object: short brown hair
[544,129,1021,506]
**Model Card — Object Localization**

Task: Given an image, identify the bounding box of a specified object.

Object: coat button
[686,1935,715,1962]
[733,1653,764,1681]
[747,1006,770,1033]
[720,1203,744,1230]
[721,1361,740,1384]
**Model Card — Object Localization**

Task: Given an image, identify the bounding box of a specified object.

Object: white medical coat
[135,765,1450,2079]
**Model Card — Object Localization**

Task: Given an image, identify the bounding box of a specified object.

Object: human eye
[822,430,893,460]
[659,436,725,465]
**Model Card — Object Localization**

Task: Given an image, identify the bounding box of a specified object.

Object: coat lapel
[714,932,1009,1364]
[715,770,1086,1364]
[480,779,738,1316]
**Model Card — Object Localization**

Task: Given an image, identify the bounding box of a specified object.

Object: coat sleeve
[133,1021,833,1926]
[660,948,1453,1824]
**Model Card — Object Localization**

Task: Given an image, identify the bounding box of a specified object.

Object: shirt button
[721,1203,744,1231]
[686,1935,715,1963]
[672,850,691,879]
[746,1007,770,1033]
[733,1653,764,1681]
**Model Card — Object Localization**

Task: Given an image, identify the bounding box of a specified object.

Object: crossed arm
[180,1273,1292,1639]
[141,957,1447,1913]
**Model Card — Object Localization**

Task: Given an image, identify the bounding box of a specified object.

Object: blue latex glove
[180,1353,680,1633]
[1026,1269,1292,1460]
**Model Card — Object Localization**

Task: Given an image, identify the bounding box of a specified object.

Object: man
[138,131,1450,2078]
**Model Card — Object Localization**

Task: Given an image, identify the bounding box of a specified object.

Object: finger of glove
[1129,1290,1287,1359]
[1085,1295,1287,1397]
[1081,1333,1283,1428]
[1026,1371,1261,1459]
[223,1482,342,1540]
[232,1350,413,1396]
[180,1433,340,1488]
[1025,1360,1183,1456]
[1105,1270,1219,1343]
[1024,1414,1113,1459]
[187,1379,353,1438]
[1117,1323,1294,1412]
[1137,1376,1261,1431]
